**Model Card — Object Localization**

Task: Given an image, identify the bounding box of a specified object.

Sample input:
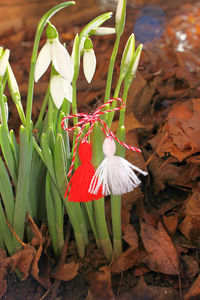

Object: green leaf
[54,134,68,195]
[0,157,14,224]
[13,126,33,247]
[41,132,56,182]
[0,125,18,186]
[45,172,59,256]
[0,200,15,255]
[80,12,113,40]
[10,129,19,168]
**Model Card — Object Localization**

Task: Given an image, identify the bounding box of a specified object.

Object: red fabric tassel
[64,140,103,202]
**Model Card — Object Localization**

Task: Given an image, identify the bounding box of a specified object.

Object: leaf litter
[1,0,200,299]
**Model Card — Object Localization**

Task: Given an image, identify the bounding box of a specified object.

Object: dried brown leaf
[179,189,200,247]
[122,224,138,249]
[111,248,144,273]
[163,214,178,236]
[0,250,9,299]
[184,274,200,300]
[10,246,36,280]
[51,261,79,282]
[153,99,200,161]
[140,218,179,275]
[119,276,179,300]
[86,266,115,300]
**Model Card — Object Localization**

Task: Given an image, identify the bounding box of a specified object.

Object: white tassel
[89,137,148,196]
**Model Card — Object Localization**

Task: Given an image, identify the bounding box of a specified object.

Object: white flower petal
[50,75,66,109]
[83,49,96,83]
[51,39,74,83]
[94,27,116,35]
[115,0,124,25]
[35,41,51,82]
[0,49,10,77]
[63,80,73,103]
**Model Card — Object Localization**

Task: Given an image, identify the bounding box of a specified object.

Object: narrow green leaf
[45,172,59,256]
[13,126,33,247]
[0,200,15,255]
[80,12,113,40]
[0,125,18,186]
[10,129,19,168]
[0,157,14,224]
[41,132,56,182]
[54,134,68,195]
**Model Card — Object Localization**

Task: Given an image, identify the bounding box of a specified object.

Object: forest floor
[1,0,200,299]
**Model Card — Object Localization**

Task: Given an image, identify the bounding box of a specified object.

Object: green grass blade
[0,157,14,224]
[13,126,33,248]
[0,125,18,186]
[0,200,15,255]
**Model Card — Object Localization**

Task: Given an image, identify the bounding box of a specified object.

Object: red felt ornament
[64,140,103,202]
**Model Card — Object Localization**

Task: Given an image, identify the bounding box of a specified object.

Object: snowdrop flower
[35,23,74,83]
[91,27,116,35]
[50,75,72,109]
[0,49,10,77]
[83,38,96,83]
[0,101,8,123]
[115,0,126,34]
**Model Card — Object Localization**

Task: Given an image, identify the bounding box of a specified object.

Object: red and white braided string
[61,98,141,177]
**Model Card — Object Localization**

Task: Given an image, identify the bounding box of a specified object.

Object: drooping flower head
[35,22,74,83]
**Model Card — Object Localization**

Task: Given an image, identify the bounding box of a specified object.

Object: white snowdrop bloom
[0,102,9,123]
[89,137,148,196]
[0,49,10,77]
[50,75,72,109]
[83,49,96,83]
[35,38,74,83]
[93,27,116,35]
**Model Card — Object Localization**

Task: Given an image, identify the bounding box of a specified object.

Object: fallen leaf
[151,99,200,161]
[184,274,200,300]
[118,276,179,300]
[179,189,200,247]
[122,224,138,249]
[179,216,200,247]
[111,248,144,273]
[86,266,115,300]
[163,214,178,236]
[10,246,36,280]
[0,250,10,299]
[181,255,198,282]
[140,217,179,275]
[51,261,79,282]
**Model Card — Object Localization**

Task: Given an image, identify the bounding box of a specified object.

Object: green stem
[111,83,130,257]
[111,195,122,257]
[104,34,121,102]
[25,1,75,135]
[106,76,123,128]
[72,80,78,125]
[118,82,130,128]
[35,89,50,131]
[93,198,113,260]
[84,202,101,248]
[91,122,113,260]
